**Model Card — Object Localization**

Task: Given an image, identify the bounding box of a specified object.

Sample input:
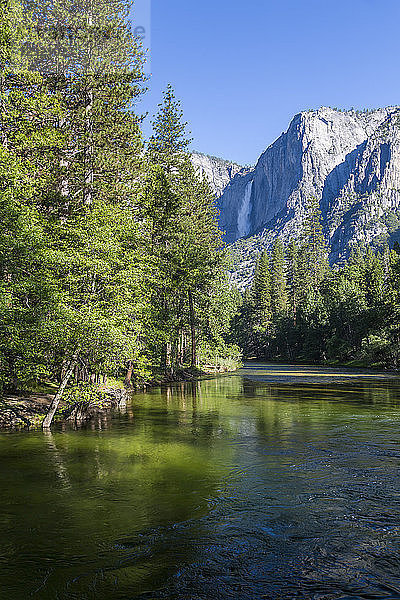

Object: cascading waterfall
[237,180,253,238]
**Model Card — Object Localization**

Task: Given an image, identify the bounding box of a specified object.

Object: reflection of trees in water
[57,400,135,433]
[3,375,400,599]
[246,380,400,444]
[142,377,400,452]
[361,382,400,405]
[0,382,237,598]
[57,377,400,599]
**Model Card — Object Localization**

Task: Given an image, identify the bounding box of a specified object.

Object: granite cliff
[191,152,246,197]
[193,107,400,288]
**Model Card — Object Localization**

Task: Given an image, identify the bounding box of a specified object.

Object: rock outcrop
[195,107,400,288]
[191,152,247,197]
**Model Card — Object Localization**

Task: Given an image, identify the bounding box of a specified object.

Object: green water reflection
[1,368,400,599]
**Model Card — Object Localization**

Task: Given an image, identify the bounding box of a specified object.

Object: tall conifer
[271,239,288,317]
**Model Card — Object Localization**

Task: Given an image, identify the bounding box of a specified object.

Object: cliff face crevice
[194,107,400,288]
[321,141,368,215]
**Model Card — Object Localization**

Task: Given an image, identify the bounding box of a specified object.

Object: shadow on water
[1,364,400,598]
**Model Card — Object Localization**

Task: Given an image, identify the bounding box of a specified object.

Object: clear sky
[137,0,400,166]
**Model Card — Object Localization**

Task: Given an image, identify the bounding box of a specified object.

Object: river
[1,363,400,599]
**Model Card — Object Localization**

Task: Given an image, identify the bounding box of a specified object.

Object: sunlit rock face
[194,107,400,288]
[191,152,245,198]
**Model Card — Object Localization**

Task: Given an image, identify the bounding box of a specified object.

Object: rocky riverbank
[0,388,129,430]
[0,367,233,430]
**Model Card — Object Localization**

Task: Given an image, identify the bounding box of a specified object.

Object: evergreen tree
[0,0,241,422]
[247,251,272,356]
[145,85,193,371]
[232,239,400,370]
[299,197,329,294]
[0,0,151,424]
[286,240,300,325]
[148,83,191,171]
[251,252,272,321]
[271,239,288,317]
[145,84,230,372]
[364,246,385,307]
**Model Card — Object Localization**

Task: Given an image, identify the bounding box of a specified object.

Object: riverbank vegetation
[232,198,400,370]
[2,0,400,432]
[0,0,240,424]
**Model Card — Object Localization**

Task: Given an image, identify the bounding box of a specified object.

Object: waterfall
[237,181,253,238]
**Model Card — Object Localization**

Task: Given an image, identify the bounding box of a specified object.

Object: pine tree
[146,85,226,372]
[145,85,192,371]
[299,197,329,294]
[231,211,400,369]
[286,240,300,325]
[148,83,191,171]
[0,0,150,423]
[364,246,385,306]
[0,0,242,406]
[271,239,288,317]
[0,0,63,392]
[251,251,272,325]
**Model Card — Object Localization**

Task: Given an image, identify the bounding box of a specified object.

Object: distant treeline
[232,198,400,370]
[305,107,388,114]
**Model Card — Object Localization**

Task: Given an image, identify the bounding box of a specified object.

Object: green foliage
[61,383,107,409]
[148,83,192,169]
[299,197,329,292]
[197,339,242,372]
[143,84,239,374]
[105,377,126,390]
[232,215,400,370]
[0,1,238,401]
[271,239,288,317]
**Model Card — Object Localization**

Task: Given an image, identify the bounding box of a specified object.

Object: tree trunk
[188,290,196,368]
[292,290,297,327]
[166,342,173,375]
[42,356,78,429]
[178,330,185,367]
[125,360,133,386]
[60,359,68,383]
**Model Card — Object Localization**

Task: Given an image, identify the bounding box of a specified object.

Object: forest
[0,0,240,417]
[1,0,400,429]
[2,1,400,598]
[233,198,400,370]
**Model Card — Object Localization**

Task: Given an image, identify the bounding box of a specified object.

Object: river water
[1,363,400,599]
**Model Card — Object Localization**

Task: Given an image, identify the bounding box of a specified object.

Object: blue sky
[137,0,400,165]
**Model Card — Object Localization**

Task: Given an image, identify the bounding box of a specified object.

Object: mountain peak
[196,107,400,289]
[191,152,247,198]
